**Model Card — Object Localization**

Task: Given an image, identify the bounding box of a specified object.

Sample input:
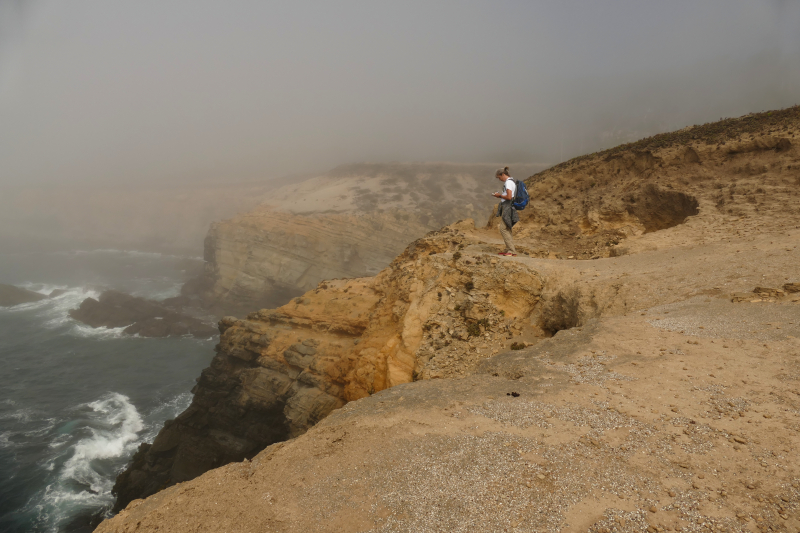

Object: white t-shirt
[502,178,516,202]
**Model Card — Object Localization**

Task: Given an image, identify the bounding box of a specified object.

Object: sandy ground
[97,215,800,533]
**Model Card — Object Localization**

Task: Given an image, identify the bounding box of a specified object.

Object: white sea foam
[0,284,138,340]
[0,284,100,328]
[24,393,146,532]
[0,297,53,313]
[61,394,144,482]
[0,407,40,423]
[23,418,57,438]
[17,281,71,296]
[47,434,71,449]
[9,279,194,337]
[37,287,102,330]
[68,323,130,340]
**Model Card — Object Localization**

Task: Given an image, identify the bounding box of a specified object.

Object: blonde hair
[495,166,510,177]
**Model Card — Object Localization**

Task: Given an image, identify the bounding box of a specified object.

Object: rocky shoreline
[69,290,218,339]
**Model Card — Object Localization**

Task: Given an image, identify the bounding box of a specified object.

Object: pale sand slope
[97,221,799,533]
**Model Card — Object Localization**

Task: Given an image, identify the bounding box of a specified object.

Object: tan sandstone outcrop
[105,107,800,526]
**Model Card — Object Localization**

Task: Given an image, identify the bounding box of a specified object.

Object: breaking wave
[21,393,144,532]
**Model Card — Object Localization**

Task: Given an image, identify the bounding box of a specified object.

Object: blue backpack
[512,179,529,210]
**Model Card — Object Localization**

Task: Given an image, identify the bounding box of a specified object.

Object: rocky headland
[0,284,49,307]
[69,291,218,339]
[183,163,545,315]
[100,107,800,532]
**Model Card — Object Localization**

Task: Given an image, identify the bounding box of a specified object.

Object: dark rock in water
[160,294,192,309]
[68,290,217,339]
[0,284,47,307]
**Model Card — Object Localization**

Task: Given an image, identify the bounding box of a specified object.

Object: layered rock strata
[109,107,800,516]
[112,224,551,510]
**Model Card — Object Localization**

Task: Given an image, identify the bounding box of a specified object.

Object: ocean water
[0,250,217,533]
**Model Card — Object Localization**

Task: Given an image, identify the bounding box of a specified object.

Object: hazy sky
[1,0,799,186]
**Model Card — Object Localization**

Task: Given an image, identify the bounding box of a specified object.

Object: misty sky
[1,0,799,186]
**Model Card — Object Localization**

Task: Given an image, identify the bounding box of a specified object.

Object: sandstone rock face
[108,106,800,517]
[112,223,552,509]
[189,163,545,315]
[0,284,47,307]
[69,291,218,338]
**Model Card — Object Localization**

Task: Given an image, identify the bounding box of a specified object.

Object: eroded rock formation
[503,110,798,259]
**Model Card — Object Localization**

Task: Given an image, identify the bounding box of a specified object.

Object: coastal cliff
[107,107,800,526]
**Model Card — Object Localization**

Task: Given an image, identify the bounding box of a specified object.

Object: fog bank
[1,1,798,188]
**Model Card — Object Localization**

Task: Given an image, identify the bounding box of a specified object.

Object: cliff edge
[103,107,800,530]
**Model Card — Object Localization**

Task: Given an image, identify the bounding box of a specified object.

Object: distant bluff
[182,163,545,316]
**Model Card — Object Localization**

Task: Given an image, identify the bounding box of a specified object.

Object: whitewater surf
[0,249,216,533]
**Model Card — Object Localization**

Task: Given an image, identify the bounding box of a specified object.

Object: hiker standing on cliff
[493,166,519,256]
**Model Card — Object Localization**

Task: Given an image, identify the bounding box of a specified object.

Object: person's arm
[493,188,513,200]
